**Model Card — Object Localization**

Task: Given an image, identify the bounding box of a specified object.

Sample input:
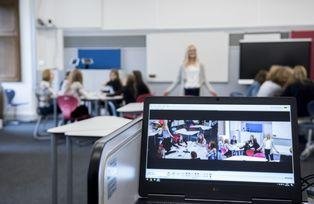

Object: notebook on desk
[137,97,301,203]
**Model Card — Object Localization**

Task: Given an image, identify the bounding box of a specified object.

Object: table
[225,155,267,162]
[190,125,212,130]
[47,116,131,204]
[116,102,143,113]
[82,93,123,116]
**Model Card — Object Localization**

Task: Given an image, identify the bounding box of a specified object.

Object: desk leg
[66,136,73,204]
[51,134,58,204]
[53,98,58,127]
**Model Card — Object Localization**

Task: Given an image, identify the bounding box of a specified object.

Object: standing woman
[164,44,217,96]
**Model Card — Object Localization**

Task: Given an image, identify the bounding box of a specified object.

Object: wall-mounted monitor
[239,39,311,84]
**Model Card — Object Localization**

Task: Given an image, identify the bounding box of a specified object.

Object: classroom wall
[36,0,314,30]
[2,0,37,120]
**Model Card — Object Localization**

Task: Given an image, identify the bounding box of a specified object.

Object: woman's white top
[64,81,88,102]
[264,139,272,150]
[257,81,283,97]
[36,81,55,108]
[184,65,200,88]
[166,63,216,95]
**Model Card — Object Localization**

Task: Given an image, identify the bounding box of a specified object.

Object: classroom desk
[82,93,123,116]
[47,116,131,204]
[225,155,267,162]
[116,102,143,113]
[189,125,212,130]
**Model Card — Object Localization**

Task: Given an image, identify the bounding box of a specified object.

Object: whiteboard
[146,32,229,82]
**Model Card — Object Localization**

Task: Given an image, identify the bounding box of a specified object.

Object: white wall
[36,0,314,31]
[2,0,37,120]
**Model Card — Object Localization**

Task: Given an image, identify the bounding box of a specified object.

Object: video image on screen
[148,119,293,162]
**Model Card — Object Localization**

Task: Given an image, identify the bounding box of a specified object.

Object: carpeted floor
[0,122,96,204]
[0,122,313,204]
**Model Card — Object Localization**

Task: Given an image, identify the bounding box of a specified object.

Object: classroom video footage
[148,119,293,163]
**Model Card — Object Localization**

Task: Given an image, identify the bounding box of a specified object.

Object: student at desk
[36,69,55,115]
[104,70,123,115]
[240,135,261,155]
[207,141,217,160]
[160,121,179,155]
[122,74,136,104]
[64,69,89,120]
[222,139,233,158]
[133,70,151,98]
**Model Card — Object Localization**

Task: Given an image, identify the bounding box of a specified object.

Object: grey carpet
[0,122,96,204]
[0,122,313,204]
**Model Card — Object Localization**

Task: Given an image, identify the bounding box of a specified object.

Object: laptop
[138,97,301,203]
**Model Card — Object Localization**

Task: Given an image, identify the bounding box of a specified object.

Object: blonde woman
[65,69,88,102]
[36,69,55,114]
[257,66,293,97]
[282,65,314,117]
[257,134,279,162]
[164,45,217,96]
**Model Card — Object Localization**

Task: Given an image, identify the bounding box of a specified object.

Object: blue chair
[4,89,28,123]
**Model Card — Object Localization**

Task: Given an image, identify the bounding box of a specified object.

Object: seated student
[223,139,233,158]
[230,135,237,145]
[64,69,90,121]
[240,135,260,155]
[105,70,123,96]
[133,70,151,99]
[207,141,217,160]
[190,151,200,160]
[36,69,55,115]
[246,69,268,97]
[160,121,179,155]
[104,70,123,115]
[59,70,71,94]
[122,74,136,104]
[217,136,224,160]
[257,65,293,97]
[197,132,207,146]
[281,65,314,117]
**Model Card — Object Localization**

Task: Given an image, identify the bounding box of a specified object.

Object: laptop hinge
[252,198,292,204]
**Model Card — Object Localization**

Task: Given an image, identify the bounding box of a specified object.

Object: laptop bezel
[139,96,301,202]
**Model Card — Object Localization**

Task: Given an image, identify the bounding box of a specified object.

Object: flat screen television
[239,39,311,84]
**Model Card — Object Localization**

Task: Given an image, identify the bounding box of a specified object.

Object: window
[0,0,20,82]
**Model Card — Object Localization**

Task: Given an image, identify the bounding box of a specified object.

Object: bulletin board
[78,49,121,69]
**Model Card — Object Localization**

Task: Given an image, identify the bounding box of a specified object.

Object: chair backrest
[57,95,79,120]
[136,93,153,103]
[307,100,314,117]
[4,89,15,105]
[246,149,254,157]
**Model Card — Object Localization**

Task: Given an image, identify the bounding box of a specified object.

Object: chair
[299,100,314,160]
[4,89,28,123]
[246,149,254,156]
[136,93,153,103]
[253,152,265,158]
[57,95,79,124]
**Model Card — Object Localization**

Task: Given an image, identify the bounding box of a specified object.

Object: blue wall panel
[78,49,121,69]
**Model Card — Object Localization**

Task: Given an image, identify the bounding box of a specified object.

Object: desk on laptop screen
[145,103,294,186]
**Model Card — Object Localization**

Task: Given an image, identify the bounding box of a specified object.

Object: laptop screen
[144,103,295,186]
